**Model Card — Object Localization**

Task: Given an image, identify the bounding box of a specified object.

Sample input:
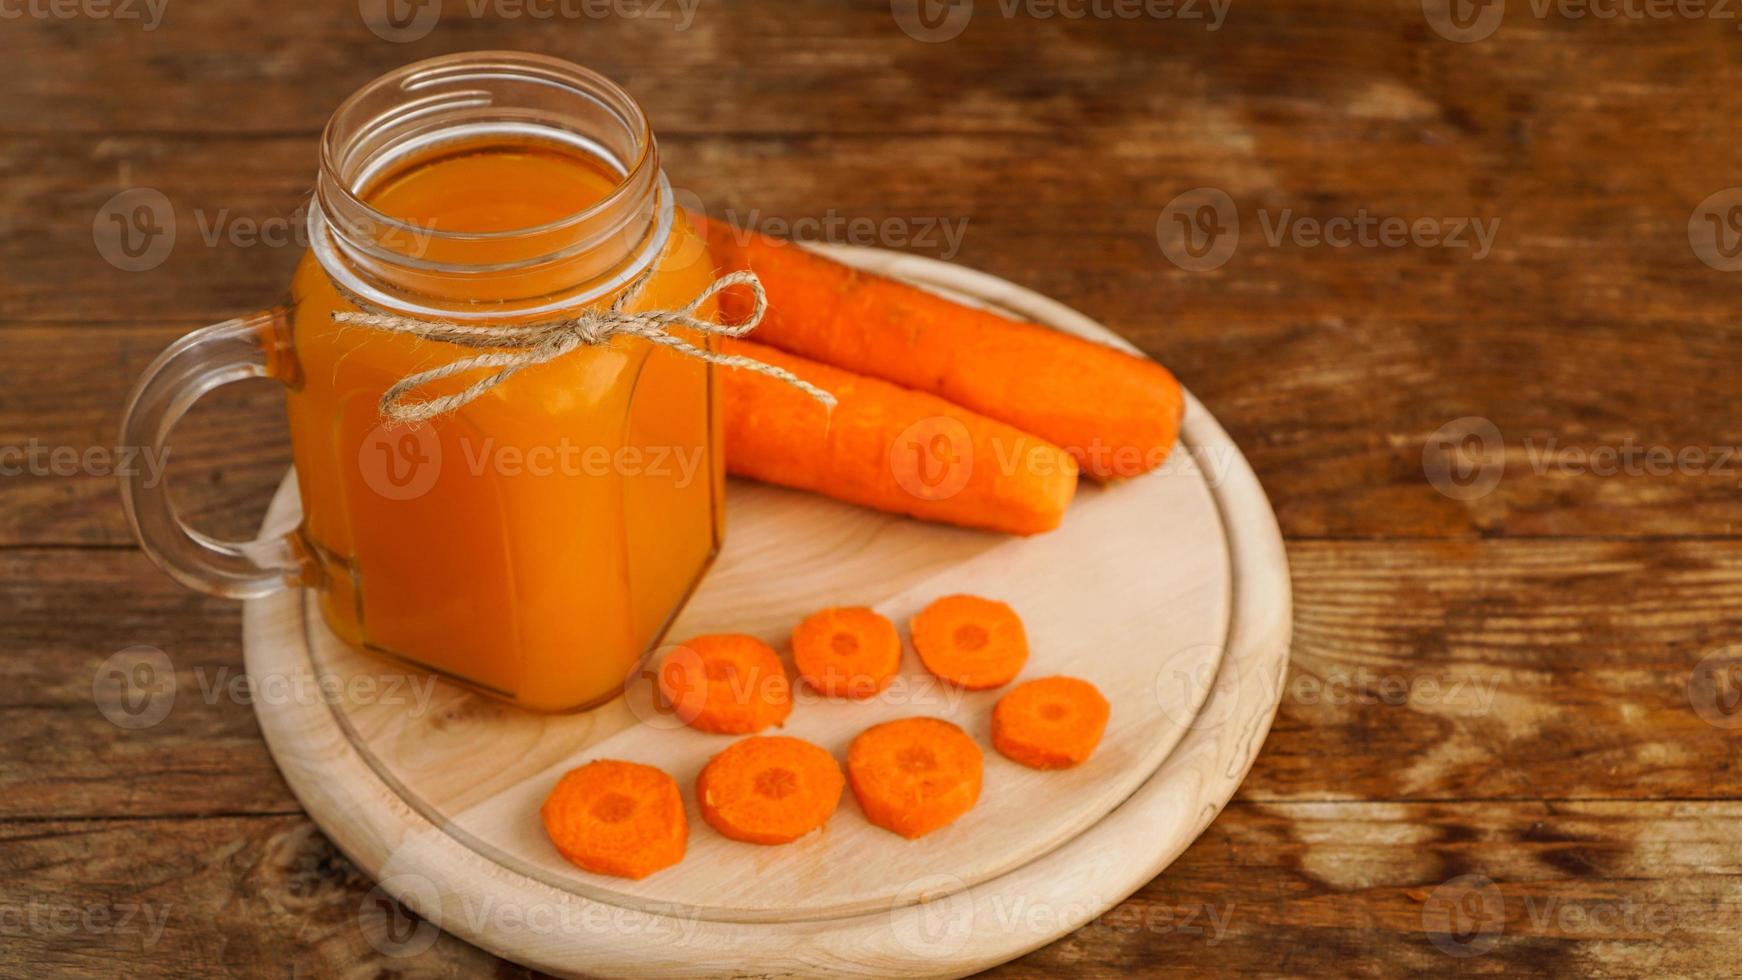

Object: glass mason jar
[119,52,725,712]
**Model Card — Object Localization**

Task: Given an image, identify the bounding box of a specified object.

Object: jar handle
[118,306,315,598]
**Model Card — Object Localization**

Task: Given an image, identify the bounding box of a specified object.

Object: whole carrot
[701,217,1185,481]
[720,338,1078,536]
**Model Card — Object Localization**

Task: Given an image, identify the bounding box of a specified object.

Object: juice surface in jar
[284,136,725,712]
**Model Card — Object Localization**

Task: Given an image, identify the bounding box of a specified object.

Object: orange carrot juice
[283,137,724,711]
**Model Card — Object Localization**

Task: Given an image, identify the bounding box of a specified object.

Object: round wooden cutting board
[245,246,1292,978]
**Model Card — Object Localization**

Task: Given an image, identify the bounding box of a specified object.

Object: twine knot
[331,268,835,423]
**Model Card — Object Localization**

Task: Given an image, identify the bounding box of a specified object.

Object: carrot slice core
[910,594,1028,690]
[697,736,845,844]
[792,606,903,699]
[992,676,1111,769]
[847,717,983,839]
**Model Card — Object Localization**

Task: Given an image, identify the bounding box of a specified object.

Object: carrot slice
[846,717,983,839]
[657,634,792,734]
[720,337,1078,536]
[992,676,1111,769]
[909,594,1028,690]
[539,760,687,879]
[702,217,1185,481]
[791,606,903,699]
[696,736,845,844]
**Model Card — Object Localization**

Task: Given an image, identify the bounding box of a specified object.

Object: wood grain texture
[6,0,1741,974]
[5,800,1739,978]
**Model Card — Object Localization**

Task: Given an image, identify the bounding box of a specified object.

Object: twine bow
[331,268,835,423]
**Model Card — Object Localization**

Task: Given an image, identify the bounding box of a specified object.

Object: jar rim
[308,51,676,319]
[317,50,657,244]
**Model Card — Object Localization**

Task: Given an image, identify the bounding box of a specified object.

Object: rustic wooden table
[6,1,1742,975]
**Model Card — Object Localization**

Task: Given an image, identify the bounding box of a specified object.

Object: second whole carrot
[720,337,1078,536]
[702,217,1185,481]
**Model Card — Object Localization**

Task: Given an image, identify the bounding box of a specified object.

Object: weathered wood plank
[0,548,293,820]
[0,325,289,548]
[3,800,1736,977]
[6,0,1742,142]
